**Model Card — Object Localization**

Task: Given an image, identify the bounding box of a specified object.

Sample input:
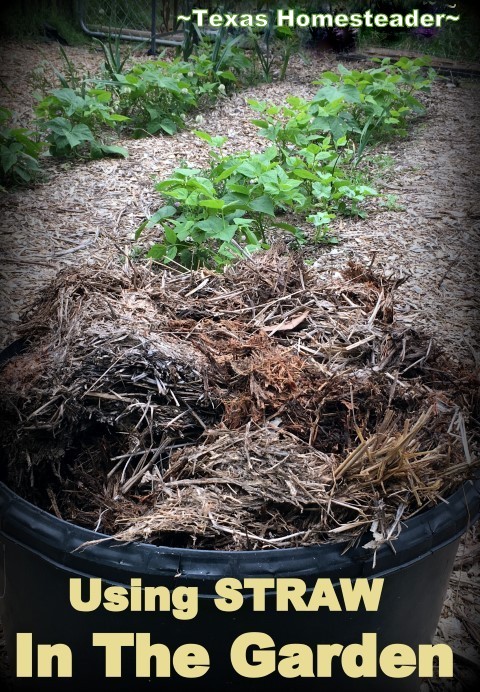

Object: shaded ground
[0,39,479,689]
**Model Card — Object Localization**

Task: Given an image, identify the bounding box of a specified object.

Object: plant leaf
[250,195,275,216]
[147,205,177,228]
[96,144,129,158]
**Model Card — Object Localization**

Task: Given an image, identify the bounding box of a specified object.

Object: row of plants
[252,57,434,161]
[35,34,253,159]
[136,57,435,269]
[1,24,298,189]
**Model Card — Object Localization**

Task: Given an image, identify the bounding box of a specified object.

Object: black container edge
[1,477,479,586]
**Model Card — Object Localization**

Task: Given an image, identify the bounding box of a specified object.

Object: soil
[0,38,479,689]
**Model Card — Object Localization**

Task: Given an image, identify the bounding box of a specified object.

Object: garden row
[1,27,286,187]
[0,31,435,268]
[136,56,435,268]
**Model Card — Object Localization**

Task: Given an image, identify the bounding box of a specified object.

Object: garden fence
[78,0,213,49]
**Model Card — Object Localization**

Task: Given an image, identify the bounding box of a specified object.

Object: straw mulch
[0,248,477,551]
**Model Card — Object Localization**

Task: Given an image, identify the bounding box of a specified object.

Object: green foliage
[250,58,434,164]
[135,136,269,269]
[36,86,129,157]
[1,11,290,186]
[38,115,127,159]
[240,11,298,84]
[311,58,435,161]
[33,42,130,158]
[37,86,126,129]
[35,35,255,152]
[136,132,314,268]
[55,45,86,91]
[136,58,434,270]
[379,193,405,212]
[110,55,228,137]
[26,13,288,162]
[0,108,43,188]
[39,117,94,157]
[248,96,376,223]
[248,96,339,160]
[114,39,251,137]
[92,34,134,81]
[307,211,337,244]
[276,26,299,81]
[248,11,277,83]
[206,27,248,77]
[136,127,375,268]
[112,61,197,136]
[180,17,202,61]
[182,28,253,99]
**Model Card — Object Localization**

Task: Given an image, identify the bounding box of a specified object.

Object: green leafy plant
[134,139,262,268]
[311,58,435,162]
[92,33,135,82]
[111,40,253,139]
[131,58,434,271]
[112,61,197,136]
[248,97,376,218]
[55,45,85,91]
[36,86,129,157]
[35,47,243,151]
[30,22,266,158]
[379,193,405,212]
[0,108,43,187]
[276,26,299,81]
[179,17,202,61]
[37,87,127,129]
[136,127,377,269]
[135,131,311,268]
[248,11,277,83]
[185,29,252,96]
[207,28,250,80]
[249,58,434,164]
[248,96,341,162]
[38,116,126,159]
[307,211,337,243]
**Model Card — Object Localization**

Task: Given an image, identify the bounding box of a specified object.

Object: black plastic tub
[1,478,479,691]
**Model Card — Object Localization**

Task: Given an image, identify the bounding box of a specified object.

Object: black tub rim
[1,478,479,585]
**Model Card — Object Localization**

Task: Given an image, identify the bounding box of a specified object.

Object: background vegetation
[1,2,479,63]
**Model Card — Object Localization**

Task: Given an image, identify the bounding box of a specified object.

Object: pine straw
[0,247,478,551]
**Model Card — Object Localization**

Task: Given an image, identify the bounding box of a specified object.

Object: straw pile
[0,247,477,551]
